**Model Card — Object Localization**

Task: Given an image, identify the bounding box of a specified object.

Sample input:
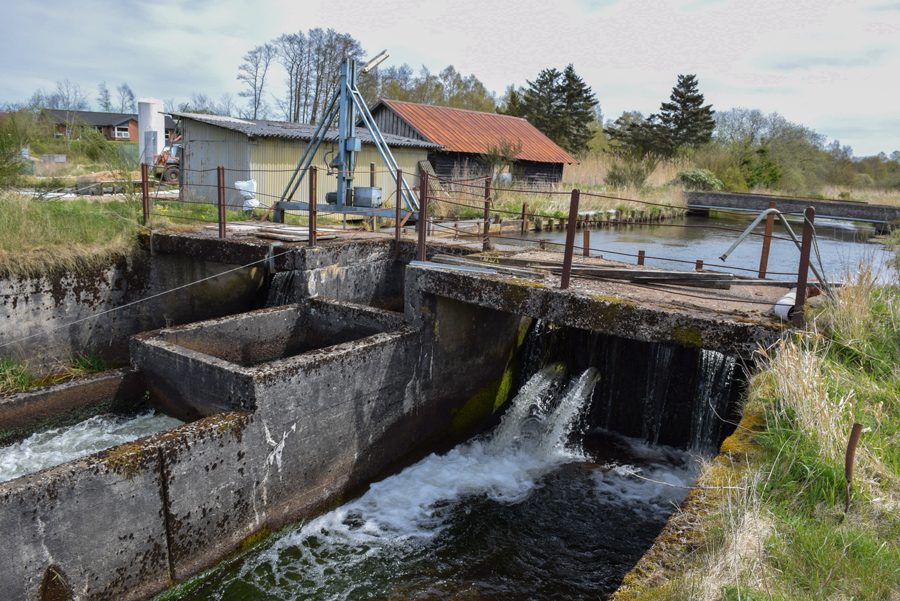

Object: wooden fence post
[308,166,317,247]
[758,200,777,278]
[141,163,150,226]
[560,188,580,290]
[483,177,491,253]
[395,168,402,261]
[417,169,428,262]
[793,207,815,328]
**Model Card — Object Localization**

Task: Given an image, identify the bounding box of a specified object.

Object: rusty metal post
[417,170,428,262]
[695,259,704,271]
[844,423,864,515]
[638,250,645,266]
[758,201,777,278]
[217,166,226,239]
[308,166,317,247]
[793,207,815,328]
[395,168,402,261]
[583,229,590,257]
[560,189,580,290]
[141,163,150,226]
[540,239,546,250]
[522,202,528,233]
[483,178,491,253]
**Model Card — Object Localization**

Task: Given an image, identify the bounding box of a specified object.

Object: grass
[619,268,900,599]
[0,355,36,394]
[0,192,142,277]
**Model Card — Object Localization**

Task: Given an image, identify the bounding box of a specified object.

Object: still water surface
[519,214,893,281]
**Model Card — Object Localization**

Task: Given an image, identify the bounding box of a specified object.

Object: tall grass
[620,268,900,599]
[0,192,142,276]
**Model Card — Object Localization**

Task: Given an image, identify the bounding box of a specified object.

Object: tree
[656,74,715,149]
[238,43,275,119]
[606,111,672,157]
[497,86,525,118]
[97,82,112,112]
[33,79,90,111]
[558,65,598,156]
[116,83,136,113]
[520,65,598,156]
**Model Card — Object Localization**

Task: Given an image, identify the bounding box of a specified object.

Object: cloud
[759,47,889,71]
[868,1,900,11]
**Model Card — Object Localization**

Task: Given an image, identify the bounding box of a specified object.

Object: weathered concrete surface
[0,250,264,375]
[405,263,783,360]
[687,190,900,223]
[2,295,523,599]
[0,367,143,433]
[130,298,408,420]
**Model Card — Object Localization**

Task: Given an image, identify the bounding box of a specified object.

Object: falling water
[689,349,738,453]
[0,411,183,484]
[176,365,701,601]
[265,271,297,308]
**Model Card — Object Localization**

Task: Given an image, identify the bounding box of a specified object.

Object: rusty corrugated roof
[376,100,579,164]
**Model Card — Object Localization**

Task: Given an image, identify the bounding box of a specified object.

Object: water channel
[520,213,894,282]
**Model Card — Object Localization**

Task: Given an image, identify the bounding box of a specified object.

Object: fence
[140,164,825,328]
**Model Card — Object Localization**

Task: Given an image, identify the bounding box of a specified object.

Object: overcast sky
[2,0,898,156]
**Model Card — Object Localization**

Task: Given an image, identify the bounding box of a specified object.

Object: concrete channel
[0,230,788,600]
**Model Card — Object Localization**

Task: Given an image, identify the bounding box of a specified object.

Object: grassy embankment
[619,268,900,600]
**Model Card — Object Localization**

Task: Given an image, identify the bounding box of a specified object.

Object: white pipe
[774,289,797,321]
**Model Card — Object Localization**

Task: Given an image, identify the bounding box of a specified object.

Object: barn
[173,112,440,207]
[367,100,578,183]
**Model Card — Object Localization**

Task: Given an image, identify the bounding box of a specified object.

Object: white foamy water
[181,366,702,600]
[0,411,183,483]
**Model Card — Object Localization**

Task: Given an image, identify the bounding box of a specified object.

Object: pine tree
[559,64,598,156]
[656,74,715,150]
[520,65,597,156]
[522,67,565,146]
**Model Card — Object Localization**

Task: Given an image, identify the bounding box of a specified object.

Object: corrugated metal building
[367,100,579,183]
[173,112,440,208]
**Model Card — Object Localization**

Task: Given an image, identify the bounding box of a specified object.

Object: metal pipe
[141,163,150,226]
[217,166,226,239]
[395,168,402,261]
[308,166,317,247]
[483,179,491,253]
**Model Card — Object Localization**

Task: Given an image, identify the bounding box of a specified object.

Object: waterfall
[690,349,737,453]
[265,271,297,308]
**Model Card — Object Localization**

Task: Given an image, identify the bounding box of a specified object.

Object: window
[114,126,130,139]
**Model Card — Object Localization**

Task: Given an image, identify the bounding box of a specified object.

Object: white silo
[138,98,165,164]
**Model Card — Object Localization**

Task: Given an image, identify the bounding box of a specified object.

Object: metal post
[758,200,777,278]
[217,166,226,239]
[522,202,528,233]
[483,178,491,253]
[560,189,580,290]
[793,207,815,328]
[370,162,376,187]
[395,168,402,261]
[417,170,428,262]
[638,250,645,266]
[308,166,317,247]
[695,260,704,271]
[583,229,590,257]
[141,163,150,226]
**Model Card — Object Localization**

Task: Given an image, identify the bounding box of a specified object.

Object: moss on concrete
[671,326,703,349]
[447,367,514,436]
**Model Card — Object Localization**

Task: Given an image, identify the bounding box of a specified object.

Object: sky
[2,0,898,157]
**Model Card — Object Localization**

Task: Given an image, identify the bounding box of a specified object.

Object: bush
[603,151,661,189]
[674,168,723,191]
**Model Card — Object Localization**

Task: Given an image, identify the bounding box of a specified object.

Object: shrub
[603,151,661,189]
[674,168,723,191]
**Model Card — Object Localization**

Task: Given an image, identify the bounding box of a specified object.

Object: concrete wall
[2,292,523,601]
[0,250,265,376]
[686,190,900,223]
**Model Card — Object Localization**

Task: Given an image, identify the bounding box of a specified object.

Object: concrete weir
[0,232,783,600]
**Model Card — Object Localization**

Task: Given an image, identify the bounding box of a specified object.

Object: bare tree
[39,78,90,110]
[237,43,275,119]
[116,83,136,113]
[217,93,237,117]
[97,82,112,112]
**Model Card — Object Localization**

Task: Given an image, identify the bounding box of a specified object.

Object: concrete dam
[0,230,786,600]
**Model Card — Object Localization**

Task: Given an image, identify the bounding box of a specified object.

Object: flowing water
[0,411,183,483]
[266,271,298,308]
[523,213,893,281]
[177,365,702,601]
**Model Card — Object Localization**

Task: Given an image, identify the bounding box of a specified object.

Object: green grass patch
[0,192,142,276]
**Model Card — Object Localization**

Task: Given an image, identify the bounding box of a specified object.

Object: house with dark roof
[45,110,178,143]
[172,112,441,207]
[367,100,579,183]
